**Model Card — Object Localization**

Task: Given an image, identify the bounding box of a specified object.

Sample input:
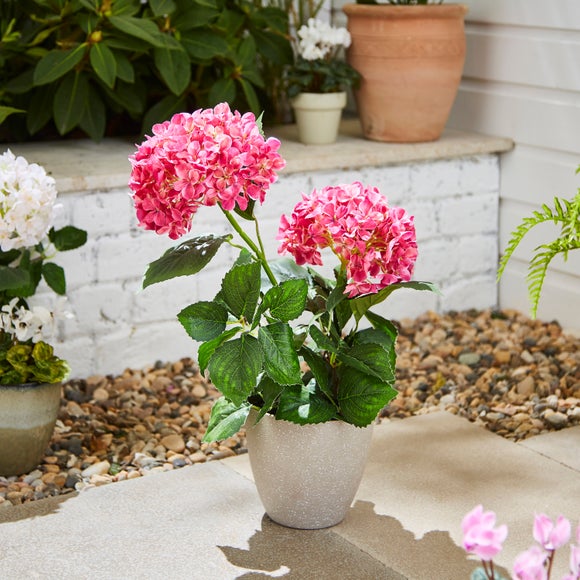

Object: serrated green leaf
[197,327,240,373]
[108,15,165,47]
[203,397,251,442]
[42,262,66,295]
[208,334,262,405]
[258,322,301,386]
[299,346,334,402]
[90,43,117,88]
[337,367,397,427]
[255,375,284,421]
[276,379,336,425]
[177,301,228,341]
[221,261,261,323]
[309,325,337,354]
[258,278,308,323]
[33,45,87,86]
[337,343,395,383]
[53,72,88,135]
[154,45,191,95]
[143,234,231,289]
[49,226,87,251]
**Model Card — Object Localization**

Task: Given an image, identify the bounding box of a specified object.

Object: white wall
[446,0,580,329]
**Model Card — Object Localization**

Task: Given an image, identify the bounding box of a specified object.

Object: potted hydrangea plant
[129,103,436,529]
[286,18,360,145]
[0,149,87,476]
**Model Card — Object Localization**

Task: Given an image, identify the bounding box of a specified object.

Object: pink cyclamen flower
[512,545,548,580]
[533,514,571,551]
[129,103,286,239]
[568,544,580,579]
[277,182,418,297]
[461,505,508,562]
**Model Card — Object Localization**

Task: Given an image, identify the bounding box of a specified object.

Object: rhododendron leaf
[33,45,87,85]
[108,16,165,48]
[0,106,24,124]
[350,281,439,322]
[255,375,284,422]
[181,30,229,60]
[221,262,261,323]
[238,77,260,115]
[259,279,308,323]
[0,266,29,291]
[79,85,106,141]
[197,328,241,374]
[89,43,117,89]
[49,226,88,251]
[154,46,191,95]
[276,379,336,424]
[54,71,88,134]
[337,367,398,427]
[209,77,235,106]
[258,322,301,386]
[177,301,228,342]
[208,334,262,405]
[42,263,66,295]
[143,234,232,289]
[149,0,176,17]
[252,29,293,66]
[203,397,251,442]
[337,343,395,384]
[141,93,187,135]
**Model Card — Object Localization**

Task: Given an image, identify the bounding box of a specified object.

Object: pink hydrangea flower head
[533,514,571,551]
[512,545,548,580]
[277,182,418,297]
[461,505,508,562]
[129,103,285,239]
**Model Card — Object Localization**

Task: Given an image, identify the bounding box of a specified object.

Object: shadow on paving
[219,500,509,579]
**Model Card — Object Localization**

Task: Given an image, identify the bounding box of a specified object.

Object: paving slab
[518,425,580,472]
[1,412,578,579]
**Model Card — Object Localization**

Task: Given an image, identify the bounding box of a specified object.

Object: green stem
[221,208,278,286]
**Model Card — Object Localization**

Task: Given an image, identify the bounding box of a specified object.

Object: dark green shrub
[0,0,292,142]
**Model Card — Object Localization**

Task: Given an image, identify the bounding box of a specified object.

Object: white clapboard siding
[447,0,580,330]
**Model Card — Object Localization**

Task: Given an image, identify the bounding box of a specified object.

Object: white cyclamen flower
[0,298,55,343]
[297,18,351,60]
[0,149,57,252]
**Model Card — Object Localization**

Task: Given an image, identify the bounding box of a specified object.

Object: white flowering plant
[286,18,360,97]
[0,149,86,385]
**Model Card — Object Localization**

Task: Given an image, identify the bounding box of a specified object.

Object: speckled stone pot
[245,410,374,529]
[0,382,61,476]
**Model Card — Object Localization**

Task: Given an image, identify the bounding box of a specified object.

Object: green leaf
[27,88,54,135]
[0,106,25,124]
[337,343,395,383]
[141,93,187,135]
[238,77,260,115]
[143,234,232,289]
[269,258,311,284]
[252,29,293,66]
[0,266,29,291]
[203,397,251,442]
[197,327,241,374]
[0,250,19,267]
[255,375,284,421]
[177,301,228,342]
[208,77,235,106]
[49,226,87,251]
[42,263,66,295]
[90,43,117,88]
[33,45,87,86]
[108,15,165,47]
[53,72,88,135]
[79,85,106,141]
[112,51,135,83]
[233,199,255,221]
[208,334,262,405]
[276,379,337,425]
[259,278,308,323]
[258,322,301,386]
[309,325,338,354]
[154,45,191,95]
[364,310,398,344]
[299,346,334,402]
[221,261,261,323]
[180,29,229,60]
[149,0,177,17]
[337,367,398,427]
[350,281,440,322]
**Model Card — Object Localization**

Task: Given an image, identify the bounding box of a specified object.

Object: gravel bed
[1,308,578,507]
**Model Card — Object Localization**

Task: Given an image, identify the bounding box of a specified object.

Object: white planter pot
[290,92,347,145]
[0,382,61,476]
[246,409,374,529]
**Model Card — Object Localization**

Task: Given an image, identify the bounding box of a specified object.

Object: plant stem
[221,208,278,286]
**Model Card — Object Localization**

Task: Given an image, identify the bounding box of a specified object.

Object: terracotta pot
[343,3,468,142]
[290,91,347,145]
[0,382,61,476]
[246,409,374,529]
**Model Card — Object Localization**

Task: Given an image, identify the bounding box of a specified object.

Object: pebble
[4,310,579,506]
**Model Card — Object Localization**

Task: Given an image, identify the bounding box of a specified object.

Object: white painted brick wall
[32,153,500,378]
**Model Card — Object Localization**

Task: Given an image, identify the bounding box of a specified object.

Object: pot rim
[343,3,468,18]
[0,381,61,391]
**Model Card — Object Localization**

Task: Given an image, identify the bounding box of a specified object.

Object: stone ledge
[7,119,513,194]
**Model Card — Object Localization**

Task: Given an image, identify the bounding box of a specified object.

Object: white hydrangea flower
[297,18,351,61]
[0,149,57,252]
